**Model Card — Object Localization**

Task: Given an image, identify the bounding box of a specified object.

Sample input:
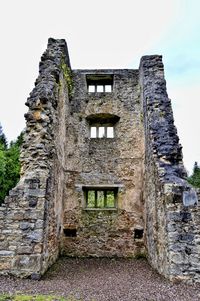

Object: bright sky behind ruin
[0,0,199,174]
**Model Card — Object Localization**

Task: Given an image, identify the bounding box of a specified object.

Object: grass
[0,295,81,301]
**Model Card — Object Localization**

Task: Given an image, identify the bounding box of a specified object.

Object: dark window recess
[85,188,117,208]
[134,229,144,239]
[86,114,120,139]
[86,74,113,93]
[63,228,77,237]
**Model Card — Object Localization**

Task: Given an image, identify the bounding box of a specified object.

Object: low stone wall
[0,174,48,278]
[0,38,70,278]
[165,186,200,283]
[139,55,200,283]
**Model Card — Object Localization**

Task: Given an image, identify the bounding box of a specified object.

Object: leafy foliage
[0,126,23,204]
[0,123,7,148]
[188,161,200,188]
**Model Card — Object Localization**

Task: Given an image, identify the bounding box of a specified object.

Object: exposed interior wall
[139,55,200,283]
[0,38,70,278]
[61,69,145,257]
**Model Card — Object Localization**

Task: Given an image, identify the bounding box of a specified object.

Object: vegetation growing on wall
[60,58,73,97]
[0,124,23,204]
[188,161,200,188]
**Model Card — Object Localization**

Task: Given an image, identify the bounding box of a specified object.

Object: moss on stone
[134,252,147,259]
[60,59,73,97]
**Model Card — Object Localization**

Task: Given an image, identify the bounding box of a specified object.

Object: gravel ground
[0,257,199,301]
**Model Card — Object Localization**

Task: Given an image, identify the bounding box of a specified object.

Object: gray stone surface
[139,55,200,283]
[183,190,198,206]
[0,38,70,277]
[0,39,199,283]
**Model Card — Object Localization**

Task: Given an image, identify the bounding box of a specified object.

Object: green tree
[188,162,200,188]
[0,123,7,149]
[0,143,7,202]
[0,127,23,204]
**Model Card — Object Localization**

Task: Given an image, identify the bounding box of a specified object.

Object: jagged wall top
[139,55,187,184]
[21,38,71,176]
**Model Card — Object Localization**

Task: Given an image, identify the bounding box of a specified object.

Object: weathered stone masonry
[0,38,71,278]
[140,56,199,283]
[0,38,199,283]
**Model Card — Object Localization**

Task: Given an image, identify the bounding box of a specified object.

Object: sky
[0,0,199,174]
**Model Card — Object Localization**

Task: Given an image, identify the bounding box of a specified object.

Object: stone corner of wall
[47,37,71,69]
[163,177,198,205]
[139,54,163,69]
[140,54,162,61]
[0,37,70,278]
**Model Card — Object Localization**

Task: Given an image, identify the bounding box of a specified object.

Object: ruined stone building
[0,38,199,283]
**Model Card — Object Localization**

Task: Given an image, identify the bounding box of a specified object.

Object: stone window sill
[83,208,118,211]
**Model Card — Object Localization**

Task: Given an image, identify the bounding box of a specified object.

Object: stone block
[2,230,12,234]
[17,245,33,254]
[183,190,198,206]
[13,212,24,220]
[0,212,4,219]
[31,273,41,280]
[13,254,41,271]
[0,250,14,256]
[178,233,194,242]
[34,244,43,253]
[25,189,46,198]
[29,198,38,208]
[35,220,44,229]
[0,260,12,270]
[26,230,43,243]
[8,245,17,252]
[170,252,185,264]
[24,178,40,189]
[24,210,44,220]
[0,235,5,241]
[20,222,31,230]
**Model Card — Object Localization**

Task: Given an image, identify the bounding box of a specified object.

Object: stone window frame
[86,114,120,140]
[76,184,123,211]
[84,188,117,209]
[86,74,113,93]
[88,84,112,93]
[90,124,114,138]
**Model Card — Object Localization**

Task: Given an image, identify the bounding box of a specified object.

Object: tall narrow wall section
[139,55,200,283]
[0,38,70,278]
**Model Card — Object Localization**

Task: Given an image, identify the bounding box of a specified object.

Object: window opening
[85,189,116,208]
[96,85,104,92]
[90,127,97,138]
[107,127,114,138]
[90,126,114,138]
[105,85,112,92]
[134,229,144,239]
[63,228,77,237]
[88,84,112,93]
[88,85,95,93]
[86,74,113,93]
[98,127,105,138]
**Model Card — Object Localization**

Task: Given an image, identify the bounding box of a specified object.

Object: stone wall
[0,38,71,278]
[61,69,145,257]
[139,55,200,283]
[0,39,199,283]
